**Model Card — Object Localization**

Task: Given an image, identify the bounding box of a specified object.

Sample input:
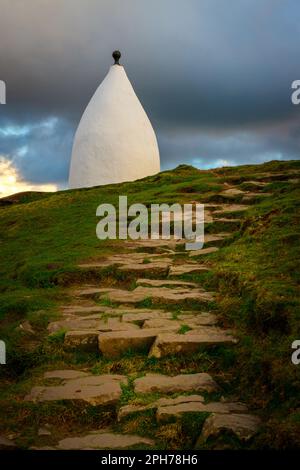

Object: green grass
[48,328,66,344]
[177,324,192,334]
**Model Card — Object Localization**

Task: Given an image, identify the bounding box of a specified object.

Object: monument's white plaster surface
[69,58,160,188]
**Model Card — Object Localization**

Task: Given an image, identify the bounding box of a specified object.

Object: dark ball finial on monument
[112,50,121,65]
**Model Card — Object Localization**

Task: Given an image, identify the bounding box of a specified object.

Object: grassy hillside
[0,159,299,449]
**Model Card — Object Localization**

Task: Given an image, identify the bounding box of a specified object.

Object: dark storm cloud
[0,0,299,185]
[159,118,300,170]
[0,117,73,184]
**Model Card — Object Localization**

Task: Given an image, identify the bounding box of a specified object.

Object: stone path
[23,188,273,450]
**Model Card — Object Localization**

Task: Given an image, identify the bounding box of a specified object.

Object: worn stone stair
[25,196,264,449]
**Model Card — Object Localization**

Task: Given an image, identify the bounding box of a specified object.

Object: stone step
[211,217,241,224]
[64,330,99,351]
[205,233,231,242]
[219,188,245,198]
[157,401,248,423]
[136,278,198,288]
[98,329,162,358]
[133,373,218,394]
[118,395,205,421]
[177,312,217,325]
[122,310,173,325]
[60,305,119,316]
[93,286,215,304]
[149,329,237,358]
[141,315,217,331]
[49,316,140,335]
[239,180,268,188]
[118,261,171,275]
[197,413,261,444]
[0,436,17,450]
[188,246,219,257]
[44,370,89,380]
[75,287,114,297]
[141,319,181,332]
[169,264,210,276]
[37,432,154,450]
[25,373,127,406]
[213,204,249,215]
[125,238,183,250]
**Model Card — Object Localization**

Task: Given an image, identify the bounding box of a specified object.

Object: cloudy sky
[0,0,299,196]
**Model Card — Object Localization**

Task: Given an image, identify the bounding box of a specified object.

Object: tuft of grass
[177,324,192,334]
[48,328,66,344]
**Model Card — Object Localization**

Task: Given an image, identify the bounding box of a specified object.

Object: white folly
[69,51,160,188]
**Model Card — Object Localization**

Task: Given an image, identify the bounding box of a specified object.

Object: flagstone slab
[98,329,161,357]
[213,204,249,214]
[78,252,164,268]
[177,312,217,326]
[64,330,100,351]
[136,278,198,288]
[57,432,154,450]
[44,370,89,380]
[219,189,245,198]
[48,318,101,334]
[122,310,173,325]
[133,373,218,394]
[118,395,205,421]
[188,246,219,257]
[240,180,268,188]
[75,287,113,297]
[149,330,237,358]
[125,239,182,249]
[49,316,140,334]
[0,436,17,450]
[211,217,242,224]
[205,233,231,242]
[61,305,115,315]
[142,317,218,331]
[169,264,210,276]
[118,261,171,275]
[25,374,127,406]
[157,401,248,422]
[198,413,261,443]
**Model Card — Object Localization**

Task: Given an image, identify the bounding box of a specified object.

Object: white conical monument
[69,51,160,188]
